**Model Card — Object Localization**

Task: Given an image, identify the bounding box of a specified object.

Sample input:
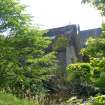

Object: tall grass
[0,92,40,105]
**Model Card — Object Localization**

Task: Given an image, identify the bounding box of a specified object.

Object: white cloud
[21,0,102,30]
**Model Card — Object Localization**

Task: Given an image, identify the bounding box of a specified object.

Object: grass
[0,92,40,105]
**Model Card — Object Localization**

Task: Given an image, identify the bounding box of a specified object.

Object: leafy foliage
[80,25,105,93]
[0,29,57,96]
[64,1,105,104]
[67,25,105,95]
[82,0,105,16]
[0,0,31,34]
[66,63,93,96]
[53,35,69,51]
[80,37,105,58]
[0,0,57,97]
[88,95,105,105]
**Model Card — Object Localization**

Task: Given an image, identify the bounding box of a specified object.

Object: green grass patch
[0,92,39,105]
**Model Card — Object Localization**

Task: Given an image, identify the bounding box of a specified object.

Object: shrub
[66,63,93,96]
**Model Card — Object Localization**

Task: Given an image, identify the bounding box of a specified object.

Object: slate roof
[80,28,102,39]
[47,24,77,36]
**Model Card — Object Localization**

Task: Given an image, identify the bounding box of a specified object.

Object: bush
[88,95,105,105]
[66,63,92,85]
[66,63,93,96]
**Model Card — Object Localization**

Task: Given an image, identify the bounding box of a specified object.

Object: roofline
[46,24,77,30]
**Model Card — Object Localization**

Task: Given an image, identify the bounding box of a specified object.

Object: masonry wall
[47,25,102,69]
[47,25,79,68]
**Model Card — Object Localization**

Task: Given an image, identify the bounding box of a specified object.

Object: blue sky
[21,0,103,30]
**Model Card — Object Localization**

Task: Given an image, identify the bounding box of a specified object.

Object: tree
[82,0,105,16]
[0,0,57,97]
[0,0,30,34]
[0,28,57,97]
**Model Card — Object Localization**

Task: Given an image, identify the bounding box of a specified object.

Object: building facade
[47,24,101,68]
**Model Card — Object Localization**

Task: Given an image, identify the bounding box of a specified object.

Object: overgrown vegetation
[64,0,105,104]
[66,26,105,104]
[53,35,69,51]
[1,0,105,105]
[0,0,57,100]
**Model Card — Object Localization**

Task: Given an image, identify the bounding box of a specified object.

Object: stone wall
[47,25,79,68]
[47,25,102,68]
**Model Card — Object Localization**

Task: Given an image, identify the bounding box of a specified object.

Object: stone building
[47,24,101,68]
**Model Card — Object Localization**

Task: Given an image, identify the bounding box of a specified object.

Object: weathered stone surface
[47,25,101,68]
